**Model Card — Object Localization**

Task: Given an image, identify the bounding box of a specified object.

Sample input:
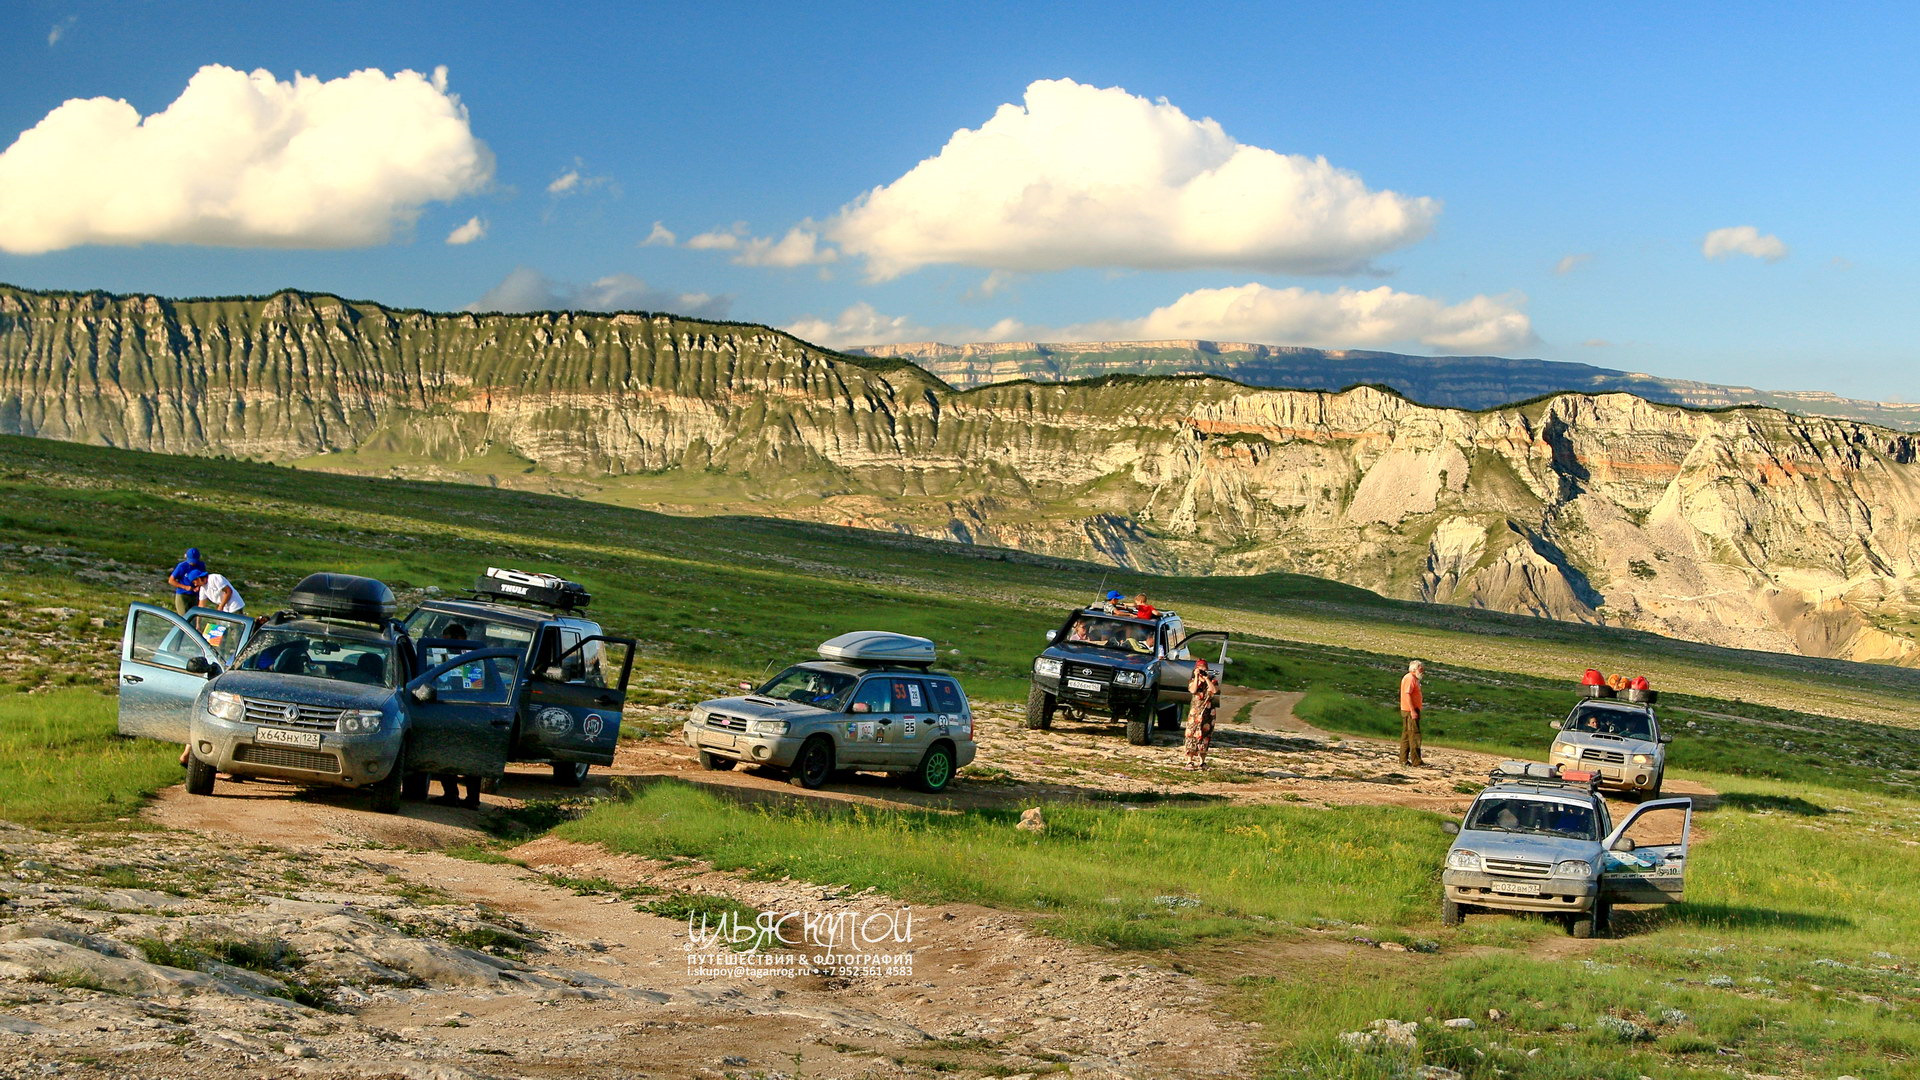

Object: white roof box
[818,631,937,667]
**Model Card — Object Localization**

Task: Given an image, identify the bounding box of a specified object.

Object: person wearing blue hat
[167,547,207,615]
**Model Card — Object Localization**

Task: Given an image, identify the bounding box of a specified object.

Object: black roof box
[474,567,591,611]
[289,573,396,626]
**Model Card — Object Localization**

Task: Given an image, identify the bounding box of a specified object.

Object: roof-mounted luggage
[288,573,396,627]
[474,567,592,611]
[817,631,937,668]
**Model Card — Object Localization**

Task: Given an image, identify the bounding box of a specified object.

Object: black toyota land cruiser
[1026,596,1229,745]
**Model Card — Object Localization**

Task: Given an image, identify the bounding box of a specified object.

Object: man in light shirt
[190,569,246,614]
[1399,659,1424,767]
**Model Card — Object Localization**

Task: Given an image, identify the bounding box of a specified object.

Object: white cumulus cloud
[547,170,580,195]
[1554,253,1592,275]
[824,78,1439,281]
[641,221,676,246]
[787,284,1531,354]
[0,64,492,255]
[1702,225,1788,262]
[468,267,731,319]
[685,224,744,250]
[444,216,486,245]
[686,222,836,266]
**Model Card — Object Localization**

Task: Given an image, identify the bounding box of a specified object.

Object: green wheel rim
[927,751,951,788]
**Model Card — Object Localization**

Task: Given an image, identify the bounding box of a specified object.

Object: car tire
[402,772,430,801]
[552,761,590,786]
[789,737,834,789]
[1125,715,1151,745]
[697,750,737,771]
[1441,897,1465,926]
[1568,905,1605,939]
[913,743,956,793]
[1025,683,1055,730]
[368,764,404,814]
[184,755,216,797]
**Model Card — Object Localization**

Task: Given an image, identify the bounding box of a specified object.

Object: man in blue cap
[167,548,206,615]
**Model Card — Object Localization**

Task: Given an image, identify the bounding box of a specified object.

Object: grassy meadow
[0,433,1916,1076]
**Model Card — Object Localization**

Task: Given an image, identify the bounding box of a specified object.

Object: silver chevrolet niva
[683,632,977,792]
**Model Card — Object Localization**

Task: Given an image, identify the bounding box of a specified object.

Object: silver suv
[682,632,977,793]
[1443,762,1692,937]
[1548,699,1669,798]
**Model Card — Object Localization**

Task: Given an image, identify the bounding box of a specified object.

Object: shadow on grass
[1711,792,1829,816]
[1652,902,1854,933]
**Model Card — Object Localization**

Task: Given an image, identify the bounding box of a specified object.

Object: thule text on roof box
[474,567,592,611]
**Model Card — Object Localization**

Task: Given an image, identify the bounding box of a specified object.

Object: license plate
[1066,678,1103,692]
[1491,880,1541,896]
[707,732,737,748]
[254,727,321,749]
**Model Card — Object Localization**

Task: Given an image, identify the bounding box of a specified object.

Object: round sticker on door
[582,713,606,740]
[537,707,574,737]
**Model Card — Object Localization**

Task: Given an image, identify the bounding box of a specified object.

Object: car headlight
[207,691,245,721]
[751,720,789,736]
[1630,753,1653,765]
[338,710,384,734]
[1447,849,1482,871]
[1034,658,1062,678]
[1113,670,1145,687]
[1552,743,1578,758]
[1555,860,1593,878]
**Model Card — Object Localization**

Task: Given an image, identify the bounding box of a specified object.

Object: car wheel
[184,755,216,797]
[913,743,956,793]
[1568,909,1599,939]
[402,772,430,801]
[1025,683,1055,730]
[789,737,834,789]
[1441,897,1465,926]
[697,750,737,771]
[552,761,590,786]
[368,764,404,814]
[1125,715,1151,745]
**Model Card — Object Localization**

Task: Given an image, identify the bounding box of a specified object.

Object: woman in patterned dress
[1184,659,1220,770]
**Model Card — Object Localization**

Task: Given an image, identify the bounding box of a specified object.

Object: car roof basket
[817,631,937,668]
[472,567,592,611]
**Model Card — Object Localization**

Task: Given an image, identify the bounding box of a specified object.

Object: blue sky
[3,1,1917,399]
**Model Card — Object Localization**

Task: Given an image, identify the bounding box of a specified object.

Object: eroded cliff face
[6,285,1919,663]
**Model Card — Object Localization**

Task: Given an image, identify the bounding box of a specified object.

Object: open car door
[404,647,522,780]
[1600,797,1693,904]
[518,633,636,766]
[117,603,244,742]
[1156,631,1231,700]
[186,607,255,665]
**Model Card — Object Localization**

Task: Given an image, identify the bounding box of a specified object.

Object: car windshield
[234,628,398,689]
[1467,796,1599,840]
[755,666,859,710]
[1567,705,1652,739]
[404,610,538,654]
[1058,615,1158,655]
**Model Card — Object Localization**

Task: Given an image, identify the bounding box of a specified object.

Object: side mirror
[1657,734,1672,744]
[185,656,218,677]
[411,684,436,703]
[543,665,566,683]
[739,681,753,691]
[1044,630,1057,642]
[850,702,870,714]
[1547,721,1562,732]
[1609,837,1636,853]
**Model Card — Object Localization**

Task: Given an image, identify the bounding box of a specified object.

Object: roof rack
[1489,761,1601,790]
[818,631,937,668]
[472,567,592,611]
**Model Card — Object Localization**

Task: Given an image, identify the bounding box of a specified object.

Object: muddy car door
[404,647,521,779]
[118,603,236,742]
[186,608,255,665]
[520,632,636,766]
[1600,798,1693,904]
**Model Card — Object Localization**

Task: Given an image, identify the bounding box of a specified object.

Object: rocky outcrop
[6,284,1920,663]
[853,339,1920,430]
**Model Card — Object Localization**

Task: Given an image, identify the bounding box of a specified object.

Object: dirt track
[98,689,1709,1079]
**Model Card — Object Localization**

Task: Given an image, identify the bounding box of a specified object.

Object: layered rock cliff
[5,283,1919,664]
[852,339,1920,431]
